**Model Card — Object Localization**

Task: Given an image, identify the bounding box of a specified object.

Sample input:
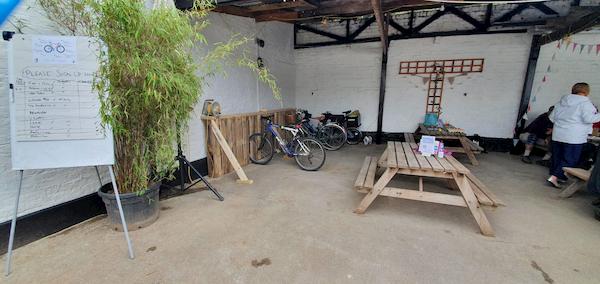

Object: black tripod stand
[173,134,224,201]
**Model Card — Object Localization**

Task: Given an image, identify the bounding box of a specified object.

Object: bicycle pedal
[282,155,293,160]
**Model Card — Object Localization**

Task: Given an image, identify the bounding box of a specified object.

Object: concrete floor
[3,145,600,283]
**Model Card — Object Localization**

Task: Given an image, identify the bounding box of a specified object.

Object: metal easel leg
[95,166,102,185]
[5,170,23,276]
[107,166,135,259]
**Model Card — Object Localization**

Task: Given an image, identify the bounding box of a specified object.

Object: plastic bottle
[438,142,445,158]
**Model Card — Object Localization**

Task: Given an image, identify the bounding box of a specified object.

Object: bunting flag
[542,75,547,82]
[597,44,600,55]
[547,65,551,72]
[552,53,556,60]
[580,44,585,54]
[573,43,578,52]
[557,41,561,49]
[532,95,537,103]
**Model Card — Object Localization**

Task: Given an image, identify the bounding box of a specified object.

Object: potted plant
[37,0,279,230]
[87,0,280,230]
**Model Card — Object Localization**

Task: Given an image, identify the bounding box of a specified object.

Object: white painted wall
[183,14,295,161]
[0,2,295,223]
[527,31,600,121]
[296,33,532,138]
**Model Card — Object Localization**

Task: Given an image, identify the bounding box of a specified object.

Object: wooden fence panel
[203,108,296,178]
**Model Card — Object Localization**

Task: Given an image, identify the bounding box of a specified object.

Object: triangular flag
[580,44,585,54]
[573,43,578,52]
[532,95,537,103]
[557,41,561,49]
[448,77,455,85]
[547,65,551,72]
[596,44,600,55]
[542,75,547,82]
[588,45,593,54]
[552,53,557,60]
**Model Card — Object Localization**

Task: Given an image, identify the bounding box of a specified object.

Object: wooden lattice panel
[398,58,485,114]
[399,58,484,75]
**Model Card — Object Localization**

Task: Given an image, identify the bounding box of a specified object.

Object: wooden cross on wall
[399,58,484,114]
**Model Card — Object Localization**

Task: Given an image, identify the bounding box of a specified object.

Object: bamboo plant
[39,0,280,194]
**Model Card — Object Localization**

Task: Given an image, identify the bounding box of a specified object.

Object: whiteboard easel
[3,32,134,276]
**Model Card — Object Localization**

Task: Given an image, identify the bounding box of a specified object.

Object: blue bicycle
[249,116,326,171]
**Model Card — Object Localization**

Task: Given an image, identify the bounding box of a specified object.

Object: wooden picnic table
[354,142,503,236]
[416,123,483,166]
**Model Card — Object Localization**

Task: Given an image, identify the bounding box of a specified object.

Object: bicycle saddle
[342,110,352,115]
[260,115,273,120]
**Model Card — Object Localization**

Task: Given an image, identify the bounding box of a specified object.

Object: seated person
[520,106,554,164]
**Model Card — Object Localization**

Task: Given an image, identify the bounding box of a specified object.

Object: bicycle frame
[263,119,311,157]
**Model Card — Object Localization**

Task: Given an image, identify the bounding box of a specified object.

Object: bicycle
[249,115,326,171]
[297,110,347,151]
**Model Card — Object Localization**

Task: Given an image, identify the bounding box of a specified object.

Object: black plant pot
[174,0,194,10]
[98,182,160,231]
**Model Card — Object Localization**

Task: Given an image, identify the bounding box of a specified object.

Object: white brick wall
[528,31,600,120]
[295,33,532,138]
[0,3,295,223]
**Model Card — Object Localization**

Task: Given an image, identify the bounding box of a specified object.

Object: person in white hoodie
[547,83,600,188]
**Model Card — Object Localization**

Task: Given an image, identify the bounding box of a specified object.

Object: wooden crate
[203,108,296,178]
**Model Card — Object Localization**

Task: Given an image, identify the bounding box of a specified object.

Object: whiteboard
[7,34,114,170]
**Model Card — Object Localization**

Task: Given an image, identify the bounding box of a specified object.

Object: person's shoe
[536,159,551,167]
[521,156,533,164]
[546,177,562,189]
[557,178,568,184]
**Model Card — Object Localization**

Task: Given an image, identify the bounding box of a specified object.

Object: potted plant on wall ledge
[39,0,280,230]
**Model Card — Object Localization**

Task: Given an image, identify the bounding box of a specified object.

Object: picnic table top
[418,123,466,137]
[385,141,470,174]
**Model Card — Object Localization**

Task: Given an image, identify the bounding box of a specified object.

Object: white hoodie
[549,94,600,144]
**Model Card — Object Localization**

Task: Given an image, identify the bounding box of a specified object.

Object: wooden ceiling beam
[213,5,254,18]
[255,11,300,22]
[371,0,389,50]
[246,0,316,13]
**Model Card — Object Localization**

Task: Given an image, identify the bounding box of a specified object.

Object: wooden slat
[394,142,409,168]
[466,173,505,206]
[424,156,444,172]
[407,142,432,170]
[436,156,456,173]
[378,147,388,167]
[365,157,378,189]
[470,180,494,206]
[455,174,494,236]
[563,167,591,181]
[210,120,251,183]
[380,187,467,207]
[355,157,372,188]
[445,155,470,174]
[402,142,420,170]
[459,137,479,166]
[387,141,397,168]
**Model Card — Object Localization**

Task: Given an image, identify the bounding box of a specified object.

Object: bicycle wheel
[294,138,326,171]
[346,127,362,145]
[320,124,346,151]
[249,133,274,164]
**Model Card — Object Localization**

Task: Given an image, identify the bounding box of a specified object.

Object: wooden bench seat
[355,156,378,193]
[404,133,416,143]
[559,167,592,198]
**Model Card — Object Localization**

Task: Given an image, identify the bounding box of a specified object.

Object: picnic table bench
[354,142,503,236]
